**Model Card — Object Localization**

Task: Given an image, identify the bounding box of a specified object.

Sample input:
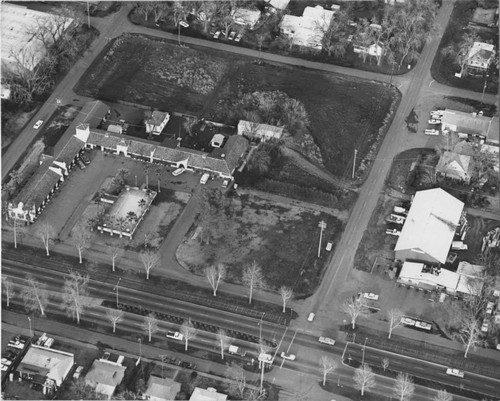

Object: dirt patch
[75,34,394,177]
[177,193,344,296]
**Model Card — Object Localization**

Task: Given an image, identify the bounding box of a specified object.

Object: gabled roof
[85,360,126,394]
[145,110,169,126]
[441,109,496,137]
[190,387,228,401]
[435,151,472,180]
[467,42,495,69]
[18,345,74,387]
[145,376,181,400]
[395,188,464,264]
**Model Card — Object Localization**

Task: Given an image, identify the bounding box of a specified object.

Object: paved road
[307,0,456,317]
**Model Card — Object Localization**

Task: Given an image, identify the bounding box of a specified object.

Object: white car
[481,321,489,333]
[1,365,8,372]
[73,366,84,379]
[200,173,210,184]
[222,179,230,189]
[424,129,440,136]
[1,360,12,366]
[318,337,336,346]
[431,110,444,117]
[213,31,221,39]
[228,31,236,40]
[386,228,400,236]
[325,241,333,251]
[172,167,186,176]
[179,21,189,28]
[401,317,416,326]
[166,331,184,341]
[486,301,494,315]
[446,368,464,378]
[33,120,44,129]
[235,32,243,42]
[363,293,379,301]
[307,312,315,322]
[428,119,441,124]
[280,352,296,361]
[415,321,432,331]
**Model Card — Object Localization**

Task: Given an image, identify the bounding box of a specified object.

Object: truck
[228,345,246,357]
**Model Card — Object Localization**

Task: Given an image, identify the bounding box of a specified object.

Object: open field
[75,34,394,176]
[177,193,343,296]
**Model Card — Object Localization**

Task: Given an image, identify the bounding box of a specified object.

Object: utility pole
[27,316,33,337]
[113,277,121,308]
[258,312,265,344]
[86,1,90,29]
[318,220,327,258]
[352,149,358,179]
[362,337,368,365]
[481,77,488,102]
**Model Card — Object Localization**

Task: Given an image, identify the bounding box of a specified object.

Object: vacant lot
[75,34,394,176]
[177,193,344,296]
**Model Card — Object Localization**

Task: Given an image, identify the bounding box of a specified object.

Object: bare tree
[2,276,16,307]
[280,286,293,313]
[109,245,123,272]
[242,261,265,304]
[342,296,369,329]
[441,32,480,77]
[136,2,156,21]
[62,271,91,324]
[393,373,415,401]
[224,362,246,399]
[21,275,48,316]
[140,250,160,280]
[141,313,159,342]
[217,329,230,360]
[381,357,390,372]
[205,264,227,296]
[9,216,25,249]
[180,318,197,351]
[434,389,453,401]
[320,9,350,58]
[221,15,234,39]
[354,364,376,396]
[35,222,56,256]
[106,308,124,333]
[455,314,482,358]
[71,226,91,264]
[319,355,337,386]
[387,309,404,339]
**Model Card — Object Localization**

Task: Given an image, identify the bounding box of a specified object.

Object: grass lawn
[75,34,394,177]
[177,193,344,296]
[431,0,499,94]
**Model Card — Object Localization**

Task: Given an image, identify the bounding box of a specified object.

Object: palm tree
[138,198,147,211]
[127,211,138,224]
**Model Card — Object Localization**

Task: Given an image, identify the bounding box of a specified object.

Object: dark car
[77,158,86,169]
[80,153,90,165]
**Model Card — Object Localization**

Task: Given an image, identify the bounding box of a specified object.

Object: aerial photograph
[1,0,499,400]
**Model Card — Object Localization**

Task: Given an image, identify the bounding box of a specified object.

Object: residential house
[280,6,336,49]
[7,101,109,223]
[435,151,474,184]
[144,376,181,401]
[269,0,290,11]
[394,188,466,265]
[190,387,228,401]
[467,42,496,74]
[17,345,74,396]
[145,111,170,136]
[232,8,261,29]
[440,109,499,145]
[398,261,484,297]
[85,357,126,399]
[1,3,73,74]
[237,120,284,141]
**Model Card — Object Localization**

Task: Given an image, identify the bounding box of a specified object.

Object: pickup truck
[228,345,246,357]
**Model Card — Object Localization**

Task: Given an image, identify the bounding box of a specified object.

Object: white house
[394,188,465,265]
[467,42,496,73]
[232,8,261,29]
[237,120,284,141]
[145,111,170,136]
[17,345,74,396]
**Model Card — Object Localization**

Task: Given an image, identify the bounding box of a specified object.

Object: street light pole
[27,316,33,337]
[317,220,326,258]
[258,312,265,344]
[362,337,368,365]
[351,149,358,179]
[113,278,121,308]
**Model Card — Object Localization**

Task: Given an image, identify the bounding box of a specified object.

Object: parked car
[280,352,296,361]
[481,321,489,333]
[228,31,236,40]
[401,317,416,326]
[172,167,186,176]
[318,337,336,346]
[307,312,315,322]
[80,153,90,165]
[213,31,221,39]
[166,331,184,341]
[386,228,401,236]
[228,345,246,357]
[33,120,44,129]
[200,173,210,184]
[446,368,464,378]
[363,293,379,301]
[428,119,441,124]
[415,321,432,331]
[179,21,189,28]
[424,129,439,136]
[486,301,494,315]
[102,352,111,361]
[77,158,86,169]
[222,179,230,189]
[325,241,333,251]
[73,366,84,379]
[431,110,444,117]
[451,241,468,251]
[235,32,244,42]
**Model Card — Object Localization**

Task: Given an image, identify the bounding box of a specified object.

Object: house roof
[435,151,472,179]
[189,387,228,401]
[269,0,290,10]
[85,360,126,396]
[237,120,284,139]
[145,376,181,400]
[441,109,496,137]
[232,8,261,27]
[456,261,485,278]
[18,345,74,387]
[395,188,464,264]
[467,42,495,69]
[145,111,169,126]
[1,3,73,73]
[282,6,335,48]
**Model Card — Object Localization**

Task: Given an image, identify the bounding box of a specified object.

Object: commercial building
[394,188,466,265]
[441,109,499,145]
